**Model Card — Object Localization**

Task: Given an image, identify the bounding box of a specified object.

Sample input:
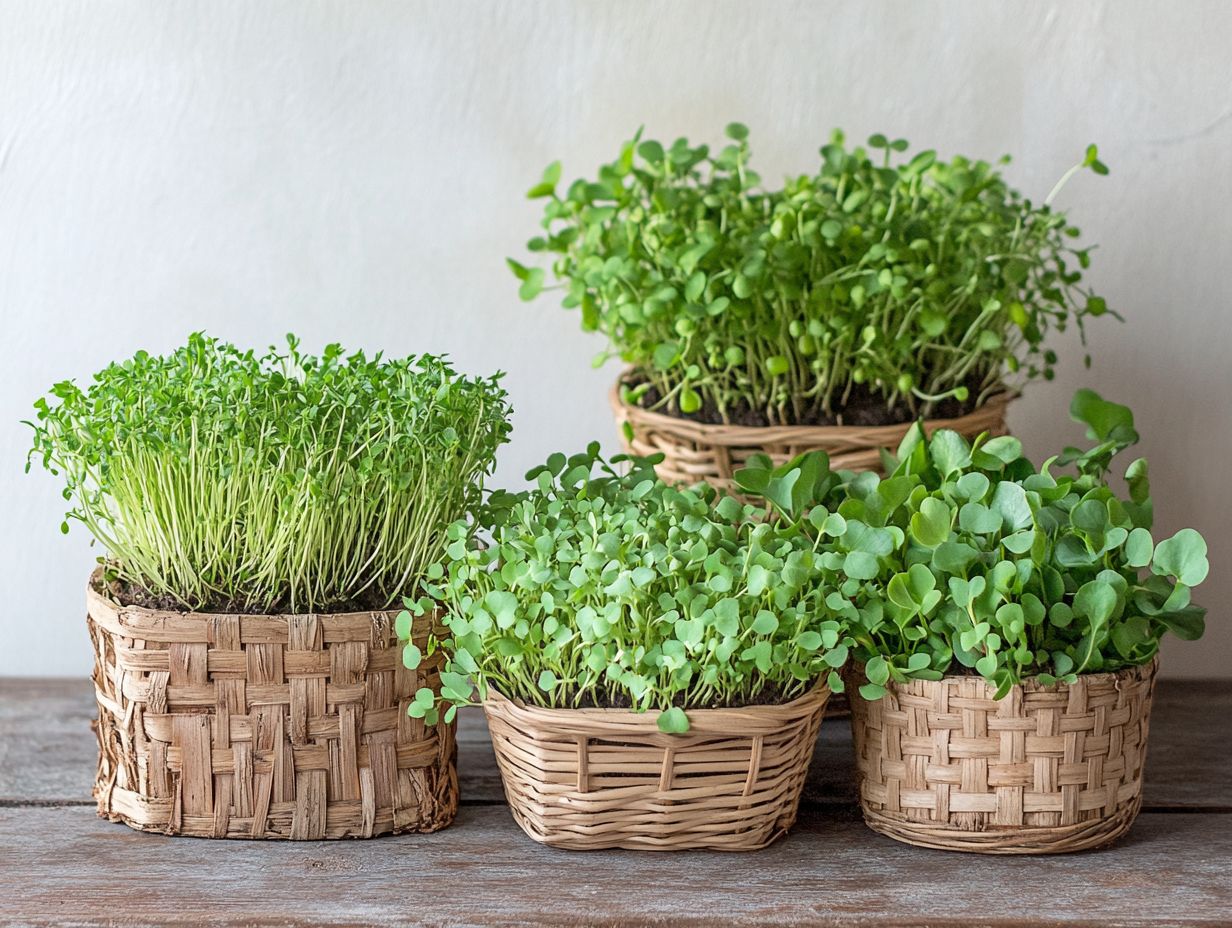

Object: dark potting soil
[560,679,806,712]
[631,376,986,428]
[111,577,399,615]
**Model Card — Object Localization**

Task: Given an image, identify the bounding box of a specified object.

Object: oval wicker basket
[847,659,1158,854]
[86,569,458,839]
[610,377,1015,494]
[484,683,830,851]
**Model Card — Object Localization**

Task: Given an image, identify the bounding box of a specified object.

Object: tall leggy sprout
[26,333,512,612]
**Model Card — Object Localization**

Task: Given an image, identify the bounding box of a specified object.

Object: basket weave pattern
[611,379,1013,493]
[848,661,1157,853]
[87,570,458,839]
[484,684,829,851]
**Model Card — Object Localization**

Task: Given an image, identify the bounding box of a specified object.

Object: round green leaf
[959,502,1001,534]
[910,496,951,548]
[657,706,690,733]
[955,472,990,501]
[751,610,779,635]
[394,609,413,641]
[765,355,790,376]
[1073,580,1116,628]
[976,435,1023,466]
[843,551,880,580]
[858,682,886,701]
[865,655,890,686]
[928,430,972,477]
[1152,528,1209,586]
[1124,527,1154,568]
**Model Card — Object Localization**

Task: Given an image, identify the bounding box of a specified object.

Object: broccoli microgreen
[515,125,1112,425]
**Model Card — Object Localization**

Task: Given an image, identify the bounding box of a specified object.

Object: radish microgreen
[735,390,1208,700]
[400,445,850,732]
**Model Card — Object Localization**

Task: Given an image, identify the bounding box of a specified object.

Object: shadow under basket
[847,660,1158,854]
[611,376,1015,495]
[483,684,829,851]
[86,569,458,839]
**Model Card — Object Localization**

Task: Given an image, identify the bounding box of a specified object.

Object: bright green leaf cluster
[400,445,850,732]
[515,126,1112,425]
[26,333,512,612]
[734,390,1208,698]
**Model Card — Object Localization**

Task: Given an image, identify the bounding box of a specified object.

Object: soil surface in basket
[560,681,809,711]
[629,375,991,428]
[111,578,400,615]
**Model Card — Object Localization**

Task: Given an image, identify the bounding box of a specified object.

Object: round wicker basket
[86,569,458,839]
[484,683,830,851]
[610,377,1015,494]
[847,660,1158,854]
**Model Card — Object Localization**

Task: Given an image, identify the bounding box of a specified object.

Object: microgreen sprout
[399,445,850,732]
[26,333,512,612]
[514,125,1113,425]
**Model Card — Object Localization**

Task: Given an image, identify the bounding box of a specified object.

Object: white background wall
[1,1,1228,677]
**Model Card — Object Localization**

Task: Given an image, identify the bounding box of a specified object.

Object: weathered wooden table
[1,678,1228,927]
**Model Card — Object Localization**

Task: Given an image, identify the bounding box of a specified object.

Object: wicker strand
[847,660,1157,854]
[484,685,829,851]
[86,568,459,840]
[611,377,1014,494]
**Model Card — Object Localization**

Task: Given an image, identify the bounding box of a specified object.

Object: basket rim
[846,656,1159,695]
[483,680,830,737]
[85,565,432,624]
[610,372,1018,445]
[860,797,1143,855]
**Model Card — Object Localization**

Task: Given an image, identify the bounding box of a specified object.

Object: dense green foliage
[27,333,512,612]
[399,446,850,732]
[734,390,1208,699]
[513,124,1111,425]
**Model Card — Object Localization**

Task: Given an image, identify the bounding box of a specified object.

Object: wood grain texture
[0,678,98,805]
[0,805,1228,927]
[1,678,1229,927]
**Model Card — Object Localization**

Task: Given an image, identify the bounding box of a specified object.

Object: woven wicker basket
[484,684,829,851]
[847,660,1158,854]
[86,569,458,839]
[611,377,1014,494]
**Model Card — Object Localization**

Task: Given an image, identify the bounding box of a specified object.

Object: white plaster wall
[1,0,1229,677]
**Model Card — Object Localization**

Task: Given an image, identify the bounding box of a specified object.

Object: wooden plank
[0,805,1226,927]
[0,678,99,804]
[2,678,1229,811]
[1145,681,1232,809]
